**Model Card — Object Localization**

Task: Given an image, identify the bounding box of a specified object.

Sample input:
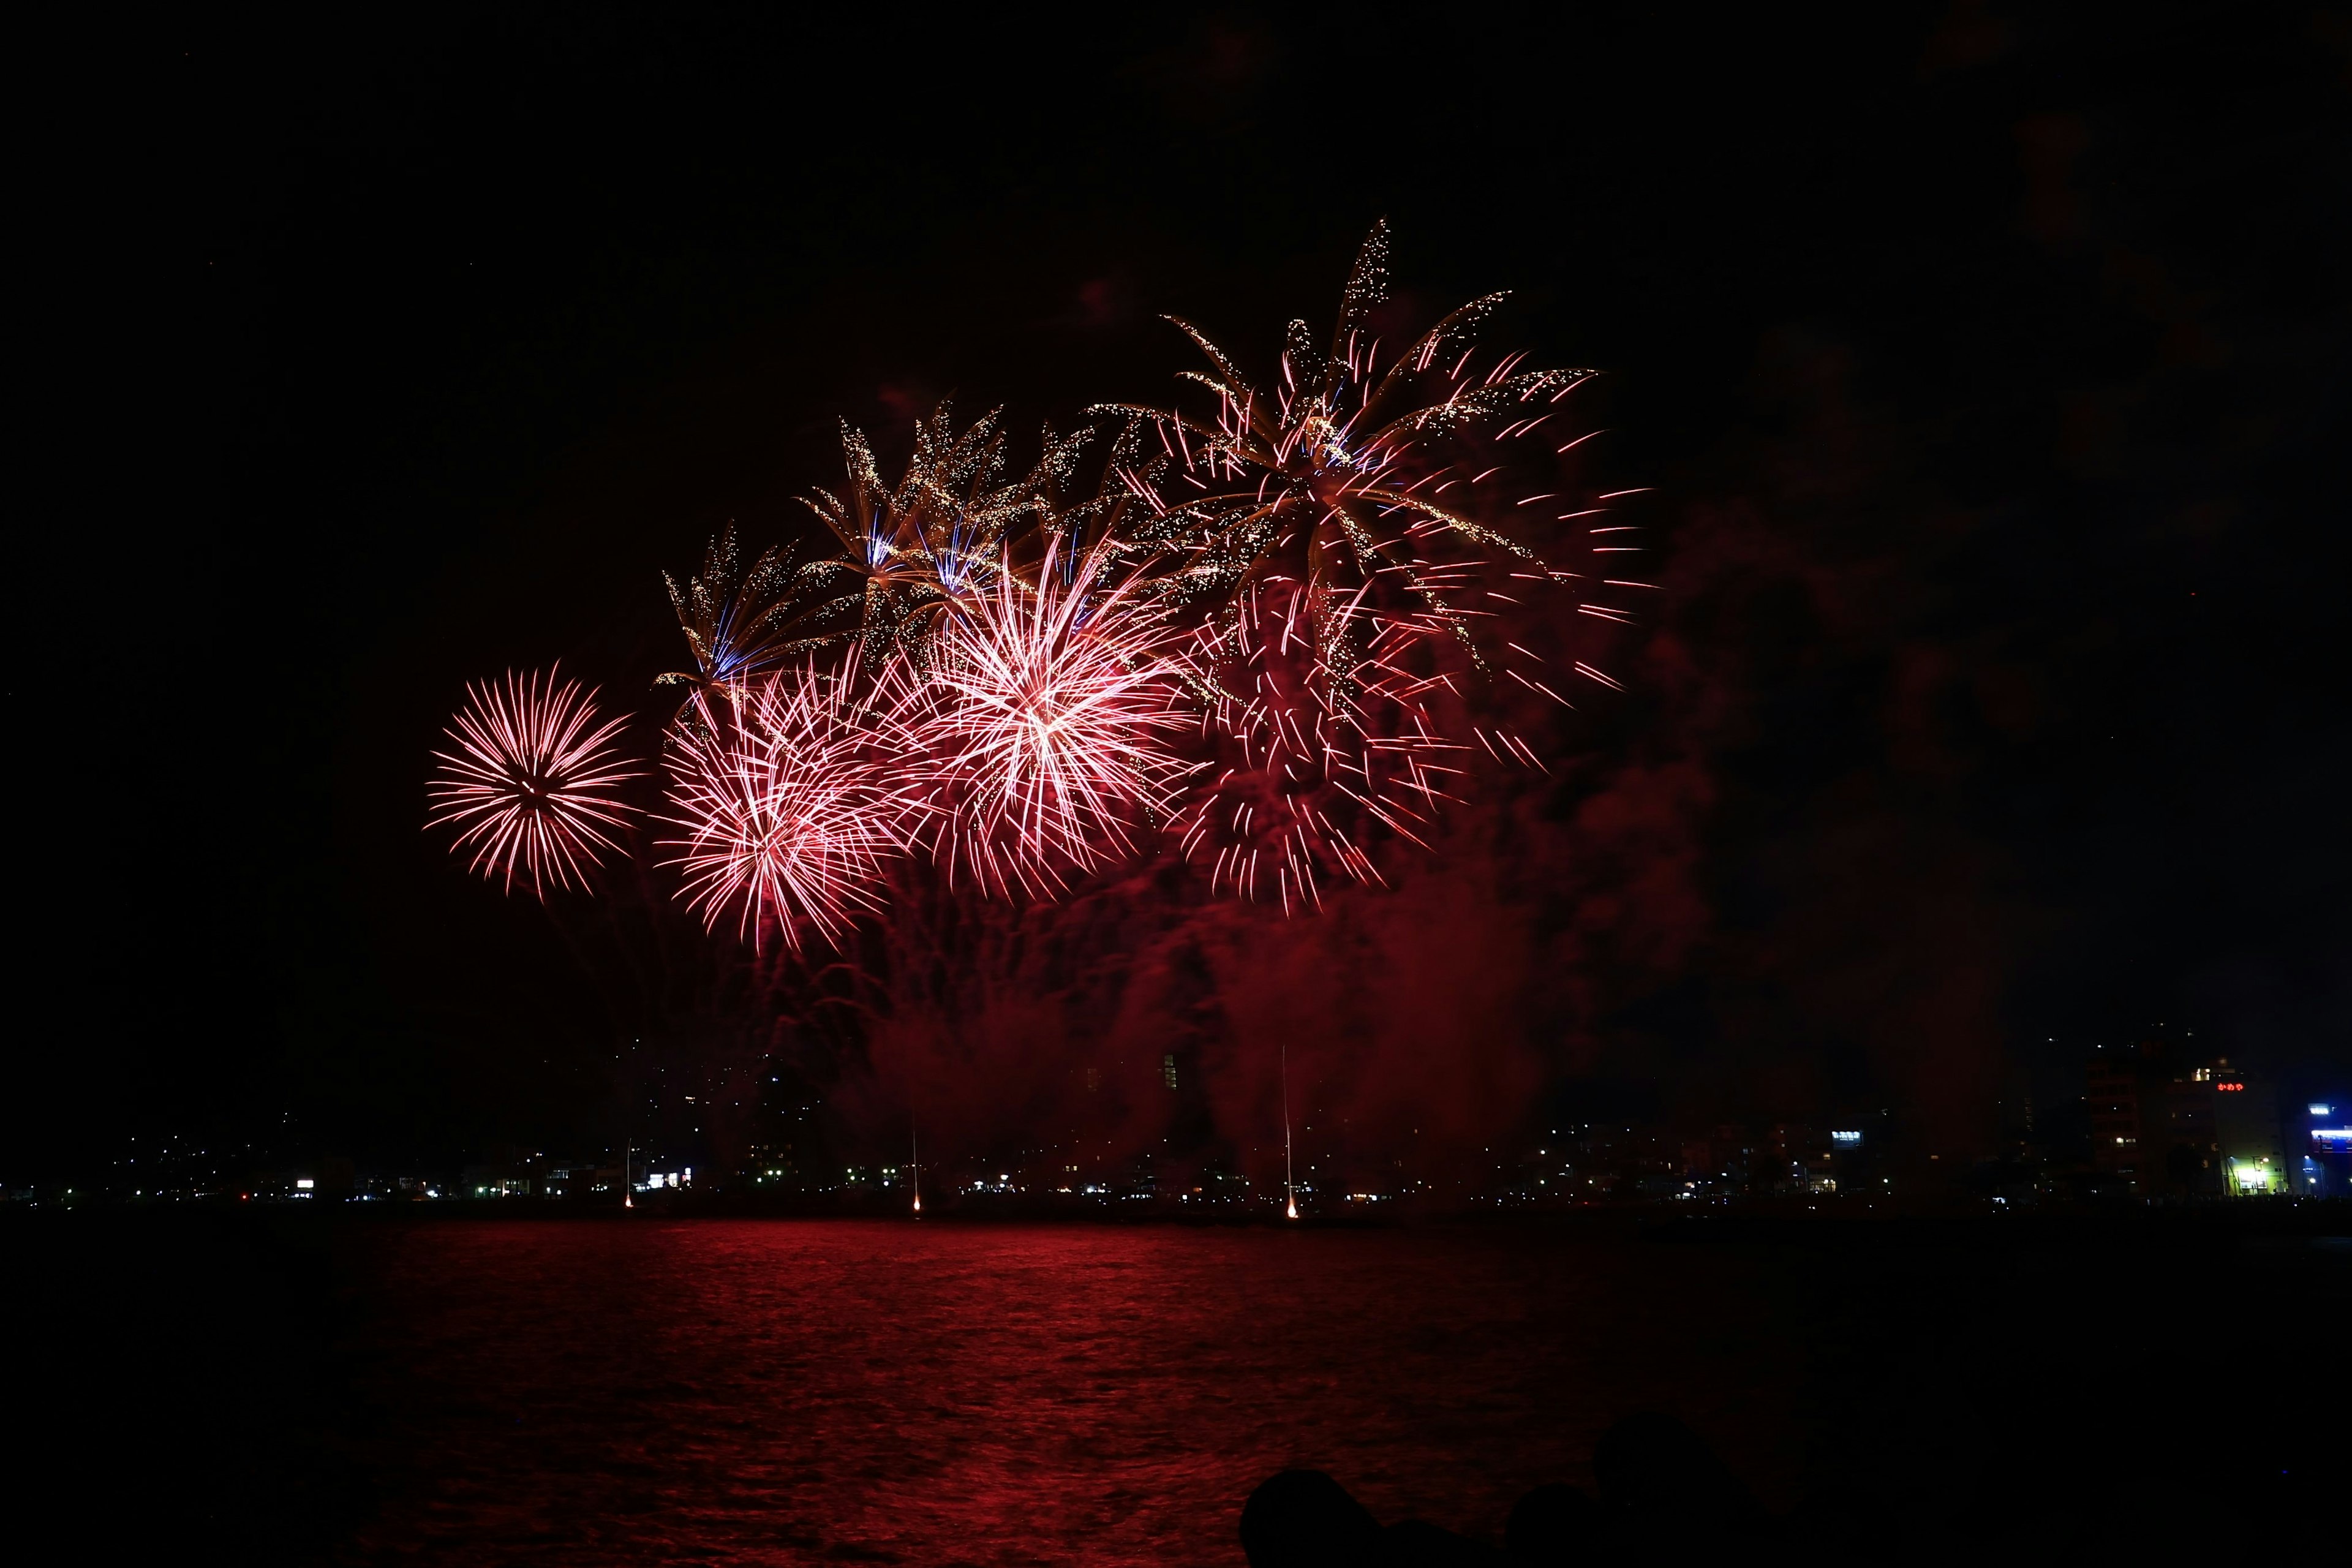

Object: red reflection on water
[338,1222,1801,1564]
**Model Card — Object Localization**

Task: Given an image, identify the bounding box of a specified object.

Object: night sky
[15,4,2347,1180]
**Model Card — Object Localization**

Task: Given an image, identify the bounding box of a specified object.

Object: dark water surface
[334,1221,1803,1564]
[10,1214,2344,1563]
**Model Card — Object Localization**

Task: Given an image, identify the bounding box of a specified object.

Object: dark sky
[13,4,2347,1178]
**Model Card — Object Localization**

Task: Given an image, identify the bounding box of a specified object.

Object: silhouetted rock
[1240,1469,1384,1567]
[1503,1483,1601,1564]
[1379,1517,1504,1565]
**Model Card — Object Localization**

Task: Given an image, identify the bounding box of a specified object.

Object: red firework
[1099,222,1612,903]
[661,663,925,949]
[1174,578,1476,912]
[918,539,1199,897]
[426,667,640,899]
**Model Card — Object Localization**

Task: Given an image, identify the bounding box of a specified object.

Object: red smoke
[833,332,2024,1180]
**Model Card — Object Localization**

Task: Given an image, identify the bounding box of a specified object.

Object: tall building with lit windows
[2084,1043,2285,1198]
[2087,1044,2147,1192]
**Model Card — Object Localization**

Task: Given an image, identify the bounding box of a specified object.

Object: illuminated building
[2207,1069,2285,1196]
[2086,1044,2146,1193]
[1823,1110,1891,1196]
[2299,1102,2351,1196]
[2148,1058,2283,1197]
[459,1163,530,1198]
[2084,1042,2286,1199]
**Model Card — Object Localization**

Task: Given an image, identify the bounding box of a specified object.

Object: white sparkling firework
[426,667,639,899]
[661,663,926,950]
[917,538,1200,897]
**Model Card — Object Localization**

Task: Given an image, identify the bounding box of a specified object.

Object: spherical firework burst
[426,667,640,899]
[660,663,926,951]
[919,538,1199,897]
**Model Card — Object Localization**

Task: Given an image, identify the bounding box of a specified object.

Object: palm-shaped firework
[656,522,864,700]
[1107,221,1595,641]
[426,668,639,899]
[796,405,1109,672]
[1105,221,1611,898]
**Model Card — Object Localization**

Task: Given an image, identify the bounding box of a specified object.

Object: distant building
[2298,1101,2351,1196]
[541,1163,617,1197]
[2153,1065,2223,1197]
[2209,1069,2286,1195]
[458,1165,530,1198]
[2087,1044,2146,1192]
[1825,1111,1891,1196]
[2084,1043,2289,1198]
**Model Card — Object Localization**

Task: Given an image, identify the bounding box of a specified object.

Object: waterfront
[9,1215,2342,1563]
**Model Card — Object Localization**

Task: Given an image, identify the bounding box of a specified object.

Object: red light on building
[2218,1082,2244,1092]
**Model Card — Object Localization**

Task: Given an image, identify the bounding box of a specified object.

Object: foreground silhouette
[1240,1414,1767,1566]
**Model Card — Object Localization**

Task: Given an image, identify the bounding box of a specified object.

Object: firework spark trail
[426,667,639,899]
[661,662,927,951]
[1088,222,1629,899]
[918,538,1200,897]
[1171,576,1479,904]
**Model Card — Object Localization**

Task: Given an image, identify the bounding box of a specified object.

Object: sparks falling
[1106,221,1616,899]
[425,667,639,899]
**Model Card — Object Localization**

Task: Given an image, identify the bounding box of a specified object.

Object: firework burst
[918,538,1200,896]
[432,230,1630,933]
[1173,579,1476,911]
[797,405,1100,671]
[426,667,640,899]
[1101,220,1599,659]
[1102,222,1610,897]
[661,663,926,950]
[656,522,867,699]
